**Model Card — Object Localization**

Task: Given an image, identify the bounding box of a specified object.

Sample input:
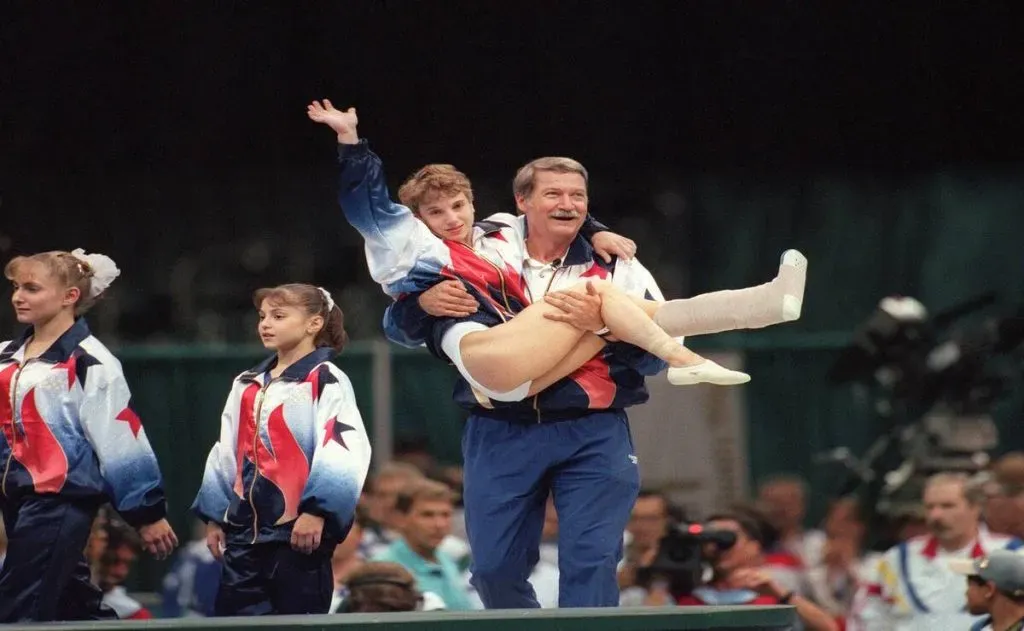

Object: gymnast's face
[256,298,322,352]
[8,261,79,325]
[417,192,475,244]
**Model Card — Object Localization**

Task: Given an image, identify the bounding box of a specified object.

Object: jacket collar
[473,218,511,236]
[241,346,335,383]
[0,318,92,363]
[920,535,986,560]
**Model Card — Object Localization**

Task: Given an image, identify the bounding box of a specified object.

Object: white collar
[524,247,571,269]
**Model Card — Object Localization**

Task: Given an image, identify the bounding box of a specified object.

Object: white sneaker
[667,360,751,386]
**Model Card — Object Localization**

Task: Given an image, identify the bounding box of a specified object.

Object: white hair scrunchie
[70,248,121,298]
[318,287,335,312]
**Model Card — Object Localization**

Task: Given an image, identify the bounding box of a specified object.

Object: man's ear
[984,581,998,600]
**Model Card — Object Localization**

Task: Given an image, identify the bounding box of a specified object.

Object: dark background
[3,1,1023,343]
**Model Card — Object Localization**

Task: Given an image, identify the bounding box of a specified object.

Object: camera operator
[983,453,1024,540]
[678,510,838,631]
[618,490,673,605]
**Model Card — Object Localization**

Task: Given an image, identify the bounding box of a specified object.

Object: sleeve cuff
[119,501,168,528]
[337,138,369,161]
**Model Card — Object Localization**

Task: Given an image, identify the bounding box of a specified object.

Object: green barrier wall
[3,606,796,631]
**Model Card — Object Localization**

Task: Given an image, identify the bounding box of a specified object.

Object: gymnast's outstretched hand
[307,99,359,145]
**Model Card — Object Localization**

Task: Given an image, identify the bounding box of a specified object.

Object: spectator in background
[431,466,467,538]
[743,503,806,598]
[338,562,438,613]
[619,489,673,605]
[991,453,1024,489]
[758,475,826,569]
[372,479,476,610]
[362,463,426,559]
[678,510,838,631]
[984,452,1024,540]
[805,498,876,628]
[853,472,1022,631]
[161,520,221,617]
[91,515,153,620]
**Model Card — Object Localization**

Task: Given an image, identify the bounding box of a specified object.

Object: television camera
[817,292,1024,529]
[635,523,738,599]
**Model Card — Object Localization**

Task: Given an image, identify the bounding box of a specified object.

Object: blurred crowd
[5,447,1023,623]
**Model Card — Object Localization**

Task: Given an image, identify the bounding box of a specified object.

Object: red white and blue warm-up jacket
[0,318,167,526]
[191,347,371,545]
[336,139,668,422]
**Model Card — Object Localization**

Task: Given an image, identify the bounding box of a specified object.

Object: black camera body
[823,295,1024,544]
[636,524,737,599]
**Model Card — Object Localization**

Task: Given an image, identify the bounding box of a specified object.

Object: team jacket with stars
[0,318,167,527]
[191,347,371,546]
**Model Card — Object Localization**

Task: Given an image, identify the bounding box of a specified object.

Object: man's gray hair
[512,157,589,199]
[925,471,987,506]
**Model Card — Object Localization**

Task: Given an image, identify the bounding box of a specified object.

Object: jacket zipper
[248,376,277,543]
[2,359,32,497]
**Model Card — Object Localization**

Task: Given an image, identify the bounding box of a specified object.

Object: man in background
[853,472,1023,631]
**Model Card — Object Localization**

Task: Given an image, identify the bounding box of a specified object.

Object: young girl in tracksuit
[0,249,178,622]
[191,283,372,616]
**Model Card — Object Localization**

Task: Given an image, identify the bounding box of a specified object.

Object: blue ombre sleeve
[79,365,167,527]
[190,381,243,525]
[336,140,450,298]
[381,292,435,348]
[300,364,371,540]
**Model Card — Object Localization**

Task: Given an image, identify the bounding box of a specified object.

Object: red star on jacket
[322,417,355,449]
[116,407,143,438]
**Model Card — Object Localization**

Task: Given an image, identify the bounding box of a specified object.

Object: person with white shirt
[851,472,1023,631]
